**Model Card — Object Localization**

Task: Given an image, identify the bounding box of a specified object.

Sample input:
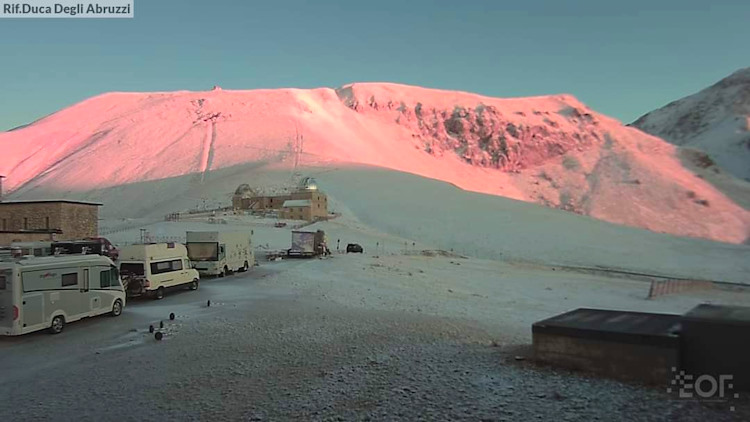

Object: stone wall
[60,203,99,239]
[0,231,57,245]
[0,202,99,245]
[280,206,313,221]
[0,202,62,232]
[243,190,329,221]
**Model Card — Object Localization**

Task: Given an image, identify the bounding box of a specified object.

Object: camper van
[186,231,254,277]
[0,254,125,336]
[118,243,199,299]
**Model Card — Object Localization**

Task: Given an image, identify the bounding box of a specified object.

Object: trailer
[287,230,329,258]
[186,231,254,277]
[0,254,126,336]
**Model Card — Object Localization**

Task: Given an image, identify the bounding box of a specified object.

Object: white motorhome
[186,231,254,277]
[0,254,125,336]
[118,243,199,300]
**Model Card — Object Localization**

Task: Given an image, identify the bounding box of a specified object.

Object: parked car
[346,243,364,253]
[52,237,119,260]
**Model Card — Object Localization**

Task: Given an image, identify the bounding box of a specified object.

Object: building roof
[2,254,113,266]
[0,199,103,206]
[282,199,311,208]
[0,229,63,234]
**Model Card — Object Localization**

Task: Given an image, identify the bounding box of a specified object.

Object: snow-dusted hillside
[1,83,748,243]
[632,67,750,181]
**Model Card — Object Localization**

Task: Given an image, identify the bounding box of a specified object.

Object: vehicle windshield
[119,263,145,276]
[187,242,218,261]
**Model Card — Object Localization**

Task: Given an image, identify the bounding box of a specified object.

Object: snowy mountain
[1,83,748,243]
[632,67,750,181]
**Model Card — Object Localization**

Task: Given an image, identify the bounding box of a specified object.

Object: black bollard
[159,321,164,329]
[149,324,154,333]
[169,312,175,321]
[207,300,211,307]
[154,332,163,341]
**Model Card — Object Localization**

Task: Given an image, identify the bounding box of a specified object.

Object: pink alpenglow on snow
[0,83,748,243]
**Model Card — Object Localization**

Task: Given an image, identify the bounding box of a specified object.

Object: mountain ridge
[1,82,747,243]
[632,67,750,181]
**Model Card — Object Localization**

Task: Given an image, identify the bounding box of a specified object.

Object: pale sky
[1,0,748,130]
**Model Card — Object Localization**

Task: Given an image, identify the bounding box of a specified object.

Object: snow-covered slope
[314,168,750,284]
[632,67,750,181]
[1,83,748,243]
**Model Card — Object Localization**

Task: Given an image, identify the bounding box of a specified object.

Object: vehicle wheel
[111,299,123,317]
[223,266,229,276]
[189,279,199,290]
[154,287,165,300]
[241,261,249,272]
[49,315,65,334]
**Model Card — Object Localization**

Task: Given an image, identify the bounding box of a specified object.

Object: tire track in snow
[198,121,217,183]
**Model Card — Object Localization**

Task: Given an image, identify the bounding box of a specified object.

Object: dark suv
[346,243,364,253]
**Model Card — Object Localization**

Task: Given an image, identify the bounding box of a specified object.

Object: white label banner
[1,1,134,18]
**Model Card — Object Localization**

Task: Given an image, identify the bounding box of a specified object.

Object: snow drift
[0,82,748,243]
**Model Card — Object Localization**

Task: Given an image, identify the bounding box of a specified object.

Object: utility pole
[291,121,304,185]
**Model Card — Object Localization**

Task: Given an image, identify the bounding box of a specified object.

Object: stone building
[233,177,328,222]
[279,199,313,221]
[278,190,328,221]
[0,200,102,245]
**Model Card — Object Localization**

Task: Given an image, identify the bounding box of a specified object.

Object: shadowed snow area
[314,168,749,284]
[633,67,750,182]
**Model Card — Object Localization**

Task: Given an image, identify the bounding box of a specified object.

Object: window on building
[1,218,6,230]
[23,218,28,230]
[45,217,50,229]
[62,273,78,287]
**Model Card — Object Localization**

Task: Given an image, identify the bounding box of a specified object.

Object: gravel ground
[1,258,747,421]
